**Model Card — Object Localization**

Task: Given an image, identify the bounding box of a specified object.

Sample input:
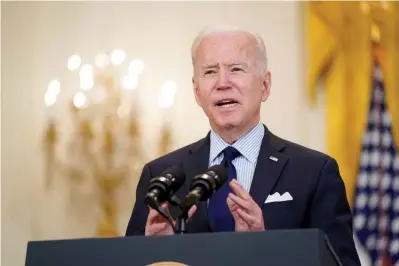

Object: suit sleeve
[309,157,361,266]
[125,163,152,236]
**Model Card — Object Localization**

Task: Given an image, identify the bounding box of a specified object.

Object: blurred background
[1,1,398,266]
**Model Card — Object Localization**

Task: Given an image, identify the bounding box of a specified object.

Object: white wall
[1,2,331,266]
[0,3,3,265]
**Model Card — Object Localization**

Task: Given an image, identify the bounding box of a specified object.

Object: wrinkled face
[192,32,271,132]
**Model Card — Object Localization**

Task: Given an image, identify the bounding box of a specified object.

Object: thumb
[188,205,197,219]
[160,202,172,215]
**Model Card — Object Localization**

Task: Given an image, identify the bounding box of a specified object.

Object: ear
[192,77,202,107]
[261,71,271,102]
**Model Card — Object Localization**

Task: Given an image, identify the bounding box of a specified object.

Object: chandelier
[42,49,176,237]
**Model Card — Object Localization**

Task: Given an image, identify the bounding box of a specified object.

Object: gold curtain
[305,2,399,205]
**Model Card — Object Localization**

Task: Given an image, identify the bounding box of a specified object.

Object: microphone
[144,165,186,210]
[182,165,228,209]
[174,165,227,234]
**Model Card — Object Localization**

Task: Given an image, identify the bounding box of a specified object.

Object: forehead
[195,32,257,65]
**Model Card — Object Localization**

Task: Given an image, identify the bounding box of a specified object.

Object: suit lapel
[182,133,211,222]
[249,126,288,208]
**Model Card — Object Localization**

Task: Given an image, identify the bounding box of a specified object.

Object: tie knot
[222,146,241,163]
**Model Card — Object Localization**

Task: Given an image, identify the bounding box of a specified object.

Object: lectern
[25,229,342,266]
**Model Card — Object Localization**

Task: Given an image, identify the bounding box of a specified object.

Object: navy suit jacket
[126,126,361,266]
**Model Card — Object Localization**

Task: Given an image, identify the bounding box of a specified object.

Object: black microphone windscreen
[162,165,185,185]
[208,164,228,185]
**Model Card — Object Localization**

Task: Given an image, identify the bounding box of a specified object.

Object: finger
[228,192,252,211]
[229,179,251,200]
[147,208,161,224]
[147,203,169,224]
[237,208,257,225]
[226,196,239,212]
[161,203,173,217]
[187,205,197,219]
[145,222,168,236]
[227,197,241,220]
[227,197,248,230]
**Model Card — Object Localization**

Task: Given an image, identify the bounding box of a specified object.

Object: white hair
[191,24,268,73]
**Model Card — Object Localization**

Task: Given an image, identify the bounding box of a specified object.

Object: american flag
[353,61,399,266]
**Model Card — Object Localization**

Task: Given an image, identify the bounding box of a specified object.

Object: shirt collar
[209,121,265,164]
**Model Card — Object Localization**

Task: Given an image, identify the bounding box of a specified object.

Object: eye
[231,67,243,72]
[204,70,216,75]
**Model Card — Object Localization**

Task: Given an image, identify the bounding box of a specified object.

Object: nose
[216,69,231,90]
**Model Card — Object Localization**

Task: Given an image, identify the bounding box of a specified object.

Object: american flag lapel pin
[269,156,278,162]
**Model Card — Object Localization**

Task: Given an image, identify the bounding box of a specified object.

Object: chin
[214,116,241,129]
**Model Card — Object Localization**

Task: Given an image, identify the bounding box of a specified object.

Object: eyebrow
[202,64,218,69]
[201,62,248,69]
[228,62,248,68]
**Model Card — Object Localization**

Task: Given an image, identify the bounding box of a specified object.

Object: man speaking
[125,25,360,266]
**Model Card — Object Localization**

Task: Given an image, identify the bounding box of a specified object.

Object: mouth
[215,99,239,108]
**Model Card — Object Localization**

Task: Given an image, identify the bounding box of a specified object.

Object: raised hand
[145,203,197,236]
[227,179,265,232]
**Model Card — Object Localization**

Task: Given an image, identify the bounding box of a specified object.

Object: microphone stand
[174,190,200,235]
[168,196,188,235]
[175,211,188,235]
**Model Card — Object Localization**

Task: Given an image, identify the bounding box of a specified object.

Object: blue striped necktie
[208,146,241,232]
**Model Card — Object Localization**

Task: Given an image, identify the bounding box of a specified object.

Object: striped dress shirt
[208,121,265,192]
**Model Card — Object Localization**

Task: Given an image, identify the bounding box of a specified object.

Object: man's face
[192,32,271,132]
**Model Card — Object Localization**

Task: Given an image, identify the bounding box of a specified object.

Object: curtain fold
[305,2,399,205]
